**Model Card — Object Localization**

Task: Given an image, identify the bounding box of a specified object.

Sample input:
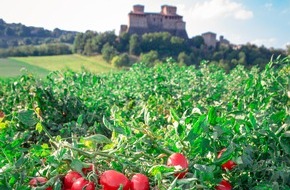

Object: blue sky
[1,0,289,49]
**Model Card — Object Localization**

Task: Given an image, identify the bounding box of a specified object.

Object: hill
[0,18,78,48]
[0,54,117,78]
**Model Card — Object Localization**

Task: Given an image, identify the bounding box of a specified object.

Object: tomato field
[0,57,289,189]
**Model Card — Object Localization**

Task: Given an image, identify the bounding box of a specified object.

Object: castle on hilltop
[120,5,188,39]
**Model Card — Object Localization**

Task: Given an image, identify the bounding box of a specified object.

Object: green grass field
[0,54,117,78]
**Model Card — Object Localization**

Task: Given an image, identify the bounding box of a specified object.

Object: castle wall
[147,14,163,29]
[176,21,185,30]
[162,16,183,30]
[124,5,188,39]
[129,14,148,28]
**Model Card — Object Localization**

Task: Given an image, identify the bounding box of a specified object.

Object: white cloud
[284,42,290,48]
[187,0,253,20]
[264,3,273,10]
[281,8,290,15]
[250,38,277,47]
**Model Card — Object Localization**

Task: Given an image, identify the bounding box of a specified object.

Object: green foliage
[129,34,141,56]
[111,53,130,68]
[72,30,286,70]
[140,50,159,67]
[177,52,191,66]
[101,43,118,63]
[73,30,117,56]
[0,57,289,189]
[0,43,72,58]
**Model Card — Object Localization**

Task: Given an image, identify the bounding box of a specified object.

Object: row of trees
[73,30,286,69]
[0,43,72,57]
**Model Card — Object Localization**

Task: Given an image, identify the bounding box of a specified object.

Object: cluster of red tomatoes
[29,164,150,190]
[28,153,187,190]
[215,148,237,190]
[29,150,236,189]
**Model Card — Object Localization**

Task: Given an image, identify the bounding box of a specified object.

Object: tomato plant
[99,170,130,190]
[167,153,188,179]
[0,57,289,189]
[130,173,150,190]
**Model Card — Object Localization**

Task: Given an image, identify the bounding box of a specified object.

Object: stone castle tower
[120,5,188,39]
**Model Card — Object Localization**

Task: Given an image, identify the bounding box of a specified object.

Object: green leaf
[103,116,125,135]
[77,114,84,125]
[103,116,114,131]
[185,115,206,144]
[70,159,83,173]
[190,137,211,156]
[208,106,217,125]
[148,165,174,176]
[193,164,215,181]
[83,134,111,144]
[249,112,256,128]
[270,110,286,123]
[0,122,7,130]
[15,154,26,168]
[170,108,180,121]
[279,134,290,155]
[167,176,178,190]
[35,122,43,133]
[18,110,37,127]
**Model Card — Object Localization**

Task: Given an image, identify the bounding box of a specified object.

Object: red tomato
[215,179,232,190]
[130,173,150,190]
[71,177,95,190]
[99,170,130,190]
[63,171,82,189]
[167,153,189,179]
[29,177,53,190]
[217,148,237,170]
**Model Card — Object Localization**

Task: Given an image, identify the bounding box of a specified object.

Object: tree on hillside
[129,34,141,56]
[92,31,117,53]
[4,27,15,36]
[111,53,130,67]
[189,35,204,49]
[178,52,191,66]
[73,33,86,54]
[141,32,171,56]
[286,44,290,55]
[170,36,186,56]
[116,32,130,53]
[101,43,118,63]
[140,50,159,67]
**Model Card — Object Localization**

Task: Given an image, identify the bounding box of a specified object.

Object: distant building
[202,32,230,48]
[202,32,217,48]
[219,35,230,47]
[120,5,188,39]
